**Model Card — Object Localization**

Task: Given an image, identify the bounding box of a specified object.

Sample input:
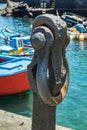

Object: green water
[0,15,87,130]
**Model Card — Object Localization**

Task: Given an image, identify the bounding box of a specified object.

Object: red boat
[0,55,31,96]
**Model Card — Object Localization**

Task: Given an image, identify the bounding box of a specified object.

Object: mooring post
[27,14,70,130]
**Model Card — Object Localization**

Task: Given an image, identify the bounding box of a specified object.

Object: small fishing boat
[61,12,87,27]
[0,54,32,96]
[71,23,87,33]
[0,28,34,56]
[68,23,87,41]
[0,28,20,41]
[0,44,34,58]
[0,28,30,44]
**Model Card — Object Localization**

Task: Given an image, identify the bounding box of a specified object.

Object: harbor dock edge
[0,109,73,130]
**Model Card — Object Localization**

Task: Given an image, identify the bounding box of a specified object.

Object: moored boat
[0,44,34,58]
[0,55,32,95]
[68,23,87,41]
[0,28,34,56]
[61,12,87,27]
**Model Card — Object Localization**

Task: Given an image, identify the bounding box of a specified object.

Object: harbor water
[0,3,7,9]
[0,5,87,130]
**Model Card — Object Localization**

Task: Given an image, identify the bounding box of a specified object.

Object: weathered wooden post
[27,14,70,130]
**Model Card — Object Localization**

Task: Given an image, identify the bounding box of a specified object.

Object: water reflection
[66,40,87,52]
[79,40,87,50]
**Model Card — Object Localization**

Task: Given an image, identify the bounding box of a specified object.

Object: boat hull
[0,71,31,96]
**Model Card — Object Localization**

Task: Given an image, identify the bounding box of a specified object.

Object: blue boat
[0,28,20,41]
[61,12,87,27]
[0,54,32,95]
[74,24,87,33]
[0,28,34,56]
[0,28,31,48]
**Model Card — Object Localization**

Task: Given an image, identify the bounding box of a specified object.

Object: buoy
[79,33,84,42]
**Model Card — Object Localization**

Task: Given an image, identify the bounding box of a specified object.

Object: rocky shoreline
[0,0,55,17]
